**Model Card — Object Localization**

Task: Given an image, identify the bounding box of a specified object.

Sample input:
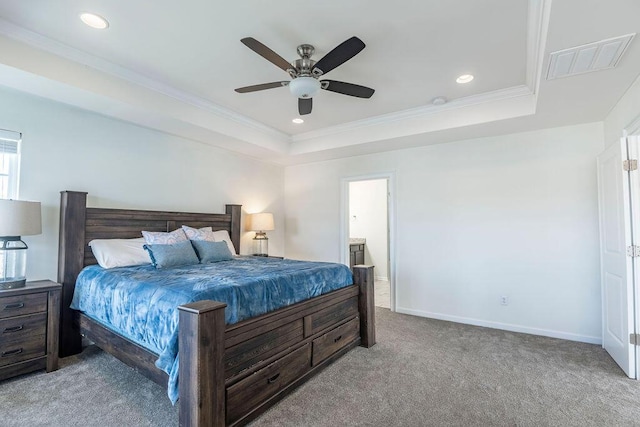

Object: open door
[597,137,636,378]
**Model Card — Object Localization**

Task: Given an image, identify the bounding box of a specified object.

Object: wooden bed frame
[56,191,375,426]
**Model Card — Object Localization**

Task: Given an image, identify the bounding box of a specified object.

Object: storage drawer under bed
[303,295,358,337]
[311,317,360,366]
[226,343,311,425]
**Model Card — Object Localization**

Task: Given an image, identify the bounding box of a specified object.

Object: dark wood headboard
[56,190,242,357]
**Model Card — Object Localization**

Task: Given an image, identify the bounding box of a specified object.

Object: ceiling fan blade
[241,38,292,73]
[235,81,289,93]
[298,98,312,115]
[312,37,366,76]
[321,80,375,98]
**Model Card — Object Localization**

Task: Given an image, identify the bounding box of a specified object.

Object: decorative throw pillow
[89,238,150,269]
[191,240,233,263]
[141,228,188,245]
[212,230,237,255]
[182,225,215,242]
[143,241,200,269]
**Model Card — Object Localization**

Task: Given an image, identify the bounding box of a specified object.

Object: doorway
[341,173,395,311]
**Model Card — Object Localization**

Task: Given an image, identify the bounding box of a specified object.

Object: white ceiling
[0,0,638,164]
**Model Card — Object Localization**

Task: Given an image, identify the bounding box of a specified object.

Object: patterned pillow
[143,241,200,269]
[141,228,188,245]
[182,225,215,242]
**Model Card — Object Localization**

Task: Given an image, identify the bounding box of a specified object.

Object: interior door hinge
[627,246,640,257]
[631,333,640,345]
[623,159,638,171]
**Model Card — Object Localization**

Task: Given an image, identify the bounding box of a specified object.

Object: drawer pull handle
[3,325,24,333]
[1,348,23,357]
[3,303,25,310]
[267,373,280,384]
[334,335,343,343]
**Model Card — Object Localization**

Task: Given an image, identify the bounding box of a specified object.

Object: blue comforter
[70,256,353,403]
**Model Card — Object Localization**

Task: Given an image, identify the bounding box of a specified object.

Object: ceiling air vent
[546,33,635,80]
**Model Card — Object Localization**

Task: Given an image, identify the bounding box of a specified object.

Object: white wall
[0,87,285,281]
[604,74,640,146]
[285,122,604,343]
[349,179,388,280]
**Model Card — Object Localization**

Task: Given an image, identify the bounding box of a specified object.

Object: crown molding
[291,85,533,143]
[526,0,553,95]
[0,17,289,143]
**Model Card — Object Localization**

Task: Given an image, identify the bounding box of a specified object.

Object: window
[0,129,21,199]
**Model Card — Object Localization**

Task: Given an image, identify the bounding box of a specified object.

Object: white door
[627,136,640,375]
[597,138,635,378]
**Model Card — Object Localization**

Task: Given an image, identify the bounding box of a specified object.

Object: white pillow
[212,230,237,255]
[182,225,215,242]
[89,238,150,269]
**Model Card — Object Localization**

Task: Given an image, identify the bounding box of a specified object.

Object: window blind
[0,129,21,154]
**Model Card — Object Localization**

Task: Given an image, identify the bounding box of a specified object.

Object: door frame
[624,115,640,378]
[340,172,396,311]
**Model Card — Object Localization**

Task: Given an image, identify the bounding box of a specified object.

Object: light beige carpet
[1,308,639,426]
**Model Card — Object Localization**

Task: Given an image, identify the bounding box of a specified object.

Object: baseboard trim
[374,276,389,282]
[395,307,602,345]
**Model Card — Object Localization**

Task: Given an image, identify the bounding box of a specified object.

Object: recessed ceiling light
[80,13,109,29]
[292,118,304,124]
[456,74,474,84]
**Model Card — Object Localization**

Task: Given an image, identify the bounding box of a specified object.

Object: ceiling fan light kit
[235,36,375,115]
[289,76,320,98]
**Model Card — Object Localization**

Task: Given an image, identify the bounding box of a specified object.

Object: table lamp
[0,199,42,289]
[248,212,274,257]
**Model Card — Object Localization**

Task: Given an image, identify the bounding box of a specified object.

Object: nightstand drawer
[0,292,48,319]
[0,333,46,367]
[0,313,47,342]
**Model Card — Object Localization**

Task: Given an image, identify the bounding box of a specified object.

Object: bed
[56,191,375,426]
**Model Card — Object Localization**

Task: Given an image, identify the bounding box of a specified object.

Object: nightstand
[0,280,61,381]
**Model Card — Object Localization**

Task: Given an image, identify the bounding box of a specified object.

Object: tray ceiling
[0,0,638,164]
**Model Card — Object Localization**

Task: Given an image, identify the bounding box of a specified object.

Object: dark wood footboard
[179,300,227,427]
[177,265,375,427]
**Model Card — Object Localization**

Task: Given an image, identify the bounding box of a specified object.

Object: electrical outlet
[500,296,508,306]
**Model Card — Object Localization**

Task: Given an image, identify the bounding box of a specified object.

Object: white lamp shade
[249,212,275,231]
[0,199,42,236]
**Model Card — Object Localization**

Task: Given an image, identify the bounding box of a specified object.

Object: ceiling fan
[235,36,375,115]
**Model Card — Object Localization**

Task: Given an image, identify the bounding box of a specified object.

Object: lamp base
[253,231,269,257]
[0,278,26,290]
